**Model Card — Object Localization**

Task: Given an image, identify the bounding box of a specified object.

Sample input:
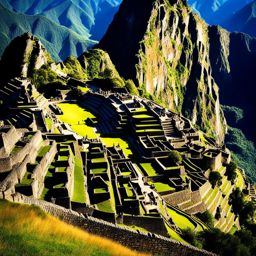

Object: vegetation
[196,211,214,228]
[80,49,124,87]
[72,157,86,204]
[64,56,87,80]
[31,65,66,94]
[169,150,182,164]
[226,161,238,183]
[184,228,256,256]
[0,200,145,256]
[230,188,256,225]
[57,103,97,139]
[209,171,222,187]
[125,80,139,95]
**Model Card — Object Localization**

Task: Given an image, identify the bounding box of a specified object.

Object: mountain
[188,0,253,25]
[0,3,94,61]
[0,33,52,80]
[100,0,256,180]
[100,0,227,144]
[0,0,122,60]
[223,1,256,37]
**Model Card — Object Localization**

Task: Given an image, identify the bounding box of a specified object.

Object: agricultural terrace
[57,103,132,157]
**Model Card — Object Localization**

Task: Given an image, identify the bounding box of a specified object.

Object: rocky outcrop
[78,49,125,86]
[0,33,52,80]
[100,0,227,143]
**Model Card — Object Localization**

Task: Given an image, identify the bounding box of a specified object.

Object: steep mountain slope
[0,4,94,61]
[100,0,256,180]
[223,1,256,37]
[208,27,256,180]
[0,33,52,80]
[0,0,122,60]
[188,0,253,25]
[100,0,227,143]
[0,0,121,40]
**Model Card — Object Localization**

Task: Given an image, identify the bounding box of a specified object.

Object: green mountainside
[0,4,94,61]
[0,0,122,60]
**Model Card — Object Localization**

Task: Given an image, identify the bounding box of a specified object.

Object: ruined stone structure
[0,78,252,254]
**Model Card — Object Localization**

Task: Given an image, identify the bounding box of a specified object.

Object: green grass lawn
[0,200,143,256]
[133,114,153,119]
[72,157,86,204]
[45,118,53,130]
[94,188,108,194]
[57,103,97,139]
[164,222,188,244]
[151,182,175,193]
[97,199,113,213]
[167,207,195,230]
[130,108,147,113]
[91,168,107,175]
[91,158,106,164]
[16,171,32,187]
[140,163,157,176]
[205,187,219,207]
[123,184,134,197]
[236,169,245,191]
[78,86,89,93]
[38,145,51,158]
[99,137,132,157]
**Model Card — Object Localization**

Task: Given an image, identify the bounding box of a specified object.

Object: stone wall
[32,141,57,198]
[5,193,216,256]
[0,131,42,172]
[0,126,24,158]
[123,215,168,237]
[163,189,191,206]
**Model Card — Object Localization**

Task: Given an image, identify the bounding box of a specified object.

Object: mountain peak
[0,33,52,80]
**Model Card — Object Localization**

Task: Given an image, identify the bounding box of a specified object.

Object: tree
[209,171,222,187]
[197,210,214,227]
[226,161,237,182]
[125,79,139,95]
[230,188,244,216]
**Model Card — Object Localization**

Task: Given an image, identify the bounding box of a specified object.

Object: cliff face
[100,0,226,143]
[0,33,52,80]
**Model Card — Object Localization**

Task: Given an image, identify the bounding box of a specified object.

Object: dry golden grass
[0,200,149,256]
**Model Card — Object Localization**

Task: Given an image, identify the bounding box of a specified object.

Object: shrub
[125,79,139,95]
[209,171,222,187]
[169,150,182,164]
[226,161,237,182]
[197,211,214,228]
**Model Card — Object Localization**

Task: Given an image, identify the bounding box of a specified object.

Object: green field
[72,157,86,204]
[140,163,157,176]
[151,182,175,193]
[57,103,97,139]
[167,207,195,230]
[99,137,132,157]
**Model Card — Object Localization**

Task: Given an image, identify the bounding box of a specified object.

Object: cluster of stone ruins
[0,77,255,243]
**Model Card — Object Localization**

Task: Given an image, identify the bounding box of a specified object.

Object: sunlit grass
[57,103,97,138]
[166,207,195,230]
[0,200,148,256]
[72,157,86,203]
[99,137,132,157]
[236,169,245,191]
[140,163,157,176]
